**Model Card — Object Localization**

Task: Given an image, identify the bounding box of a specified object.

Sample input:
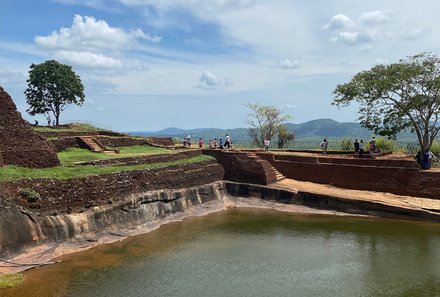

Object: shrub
[430,141,440,158]
[375,138,395,152]
[19,188,41,202]
[340,139,352,151]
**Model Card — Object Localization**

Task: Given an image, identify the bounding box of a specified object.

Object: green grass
[33,123,104,133]
[0,273,24,289]
[0,155,214,182]
[58,146,175,166]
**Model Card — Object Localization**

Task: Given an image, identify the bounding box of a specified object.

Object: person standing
[354,139,360,157]
[219,138,224,149]
[186,133,191,147]
[214,138,218,148]
[46,114,51,127]
[225,134,231,149]
[264,138,271,152]
[359,139,364,157]
[198,138,203,148]
[209,139,213,148]
[320,138,328,155]
[369,137,376,158]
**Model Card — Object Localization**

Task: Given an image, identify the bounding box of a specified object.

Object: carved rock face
[0,86,60,168]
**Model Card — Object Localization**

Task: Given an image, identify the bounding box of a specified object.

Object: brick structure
[0,86,60,168]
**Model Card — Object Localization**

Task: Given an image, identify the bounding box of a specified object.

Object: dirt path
[273,178,440,211]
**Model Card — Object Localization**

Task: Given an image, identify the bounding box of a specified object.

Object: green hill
[130,118,416,141]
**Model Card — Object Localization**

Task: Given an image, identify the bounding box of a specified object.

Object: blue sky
[1,0,440,131]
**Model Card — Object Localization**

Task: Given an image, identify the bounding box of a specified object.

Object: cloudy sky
[1,0,439,131]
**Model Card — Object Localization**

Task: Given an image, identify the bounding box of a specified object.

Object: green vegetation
[33,123,103,133]
[19,188,41,202]
[0,273,24,289]
[25,60,85,126]
[333,52,440,152]
[339,139,352,151]
[0,155,214,182]
[58,146,174,166]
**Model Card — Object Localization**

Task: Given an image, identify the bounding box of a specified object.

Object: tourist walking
[214,138,218,148]
[225,134,231,149]
[354,139,360,157]
[209,139,213,148]
[264,138,271,152]
[369,137,376,158]
[46,114,51,127]
[320,138,328,155]
[359,139,364,157]
[185,133,191,147]
[198,138,203,148]
[219,138,224,149]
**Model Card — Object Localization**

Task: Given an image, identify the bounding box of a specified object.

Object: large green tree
[246,103,292,147]
[333,52,440,152]
[25,60,85,126]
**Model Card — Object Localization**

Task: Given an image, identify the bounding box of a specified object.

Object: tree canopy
[25,60,85,126]
[332,52,440,152]
[246,103,292,147]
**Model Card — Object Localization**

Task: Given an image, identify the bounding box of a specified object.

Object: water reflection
[2,209,440,297]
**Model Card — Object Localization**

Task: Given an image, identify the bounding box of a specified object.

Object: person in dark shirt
[354,139,360,157]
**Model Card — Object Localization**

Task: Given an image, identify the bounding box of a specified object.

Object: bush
[19,188,41,202]
[340,139,352,151]
[430,141,440,158]
[375,138,395,152]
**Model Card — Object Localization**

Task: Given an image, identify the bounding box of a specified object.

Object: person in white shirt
[264,138,270,152]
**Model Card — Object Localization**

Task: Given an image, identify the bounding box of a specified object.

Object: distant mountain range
[130,118,416,140]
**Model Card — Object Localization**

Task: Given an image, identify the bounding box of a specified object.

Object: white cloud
[322,14,355,30]
[0,68,26,86]
[402,27,425,40]
[278,59,299,70]
[357,10,395,25]
[53,50,124,69]
[331,31,372,45]
[195,70,231,90]
[325,10,395,48]
[35,15,161,51]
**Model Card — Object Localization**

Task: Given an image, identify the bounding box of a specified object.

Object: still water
[3,209,440,297]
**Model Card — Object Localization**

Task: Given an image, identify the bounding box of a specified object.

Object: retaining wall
[257,153,440,200]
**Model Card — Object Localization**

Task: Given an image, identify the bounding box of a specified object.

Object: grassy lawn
[32,123,104,133]
[0,273,24,289]
[0,155,214,182]
[58,146,176,166]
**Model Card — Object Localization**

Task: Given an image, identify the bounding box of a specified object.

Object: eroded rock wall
[0,182,226,256]
[0,86,60,168]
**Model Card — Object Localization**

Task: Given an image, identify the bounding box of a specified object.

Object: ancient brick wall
[0,86,60,168]
[259,154,440,200]
[203,150,277,185]
[95,136,149,147]
[0,160,224,214]
[147,137,175,147]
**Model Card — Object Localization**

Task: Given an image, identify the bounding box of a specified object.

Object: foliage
[277,126,294,148]
[333,52,440,152]
[375,138,395,152]
[430,141,440,158]
[58,146,176,166]
[339,139,352,151]
[25,60,85,126]
[0,273,24,289]
[246,103,292,147]
[0,155,214,182]
[19,188,41,202]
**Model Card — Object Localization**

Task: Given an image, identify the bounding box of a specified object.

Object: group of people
[353,138,377,158]
[207,134,234,149]
[320,137,379,157]
[183,133,234,149]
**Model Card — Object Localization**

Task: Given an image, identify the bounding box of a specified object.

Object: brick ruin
[0,86,60,168]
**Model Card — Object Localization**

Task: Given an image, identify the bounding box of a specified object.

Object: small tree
[332,52,440,152]
[277,126,294,149]
[246,103,292,147]
[25,60,85,126]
